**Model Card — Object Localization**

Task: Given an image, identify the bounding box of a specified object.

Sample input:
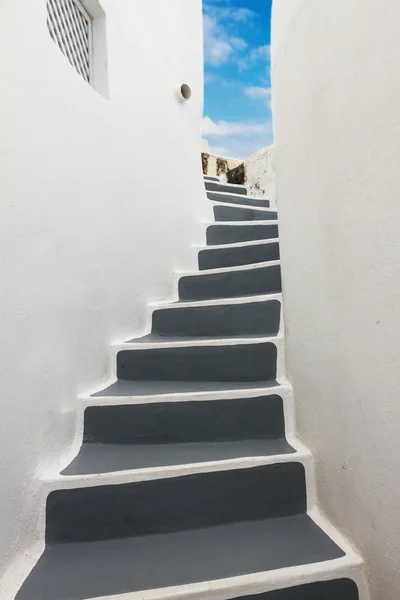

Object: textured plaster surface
[0,0,207,587]
[273,2,400,598]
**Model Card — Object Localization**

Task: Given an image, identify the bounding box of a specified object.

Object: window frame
[47,0,94,86]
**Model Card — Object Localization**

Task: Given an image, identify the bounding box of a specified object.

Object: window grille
[47,0,93,84]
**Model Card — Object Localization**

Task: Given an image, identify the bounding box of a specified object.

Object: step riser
[46,463,307,543]
[230,579,360,600]
[152,300,281,337]
[204,175,219,182]
[214,205,278,222]
[207,223,279,245]
[199,242,280,270]
[208,191,270,208]
[83,395,286,444]
[117,342,277,382]
[205,181,247,195]
[179,265,282,301]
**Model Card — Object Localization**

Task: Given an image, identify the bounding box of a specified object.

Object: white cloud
[202,116,273,160]
[203,15,233,65]
[208,146,231,157]
[216,7,256,22]
[244,86,271,99]
[249,44,271,61]
[203,3,256,23]
[202,7,248,67]
[208,38,232,65]
[238,44,271,70]
[202,116,269,137]
[232,7,256,22]
[231,37,247,51]
[244,86,272,108]
[204,72,217,84]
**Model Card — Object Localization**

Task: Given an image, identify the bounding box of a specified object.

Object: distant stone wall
[201,152,242,178]
[227,145,276,205]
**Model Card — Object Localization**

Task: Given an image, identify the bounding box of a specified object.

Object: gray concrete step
[179,263,282,300]
[208,190,270,208]
[116,341,277,382]
[150,298,281,337]
[206,223,279,245]
[63,439,294,475]
[213,204,278,221]
[73,393,288,447]
[205,181,247,195]
[16,514,344,600]
[48,463,308,543]
[230,580,360,600]
[199,241,280,270]
[207,190,270,208]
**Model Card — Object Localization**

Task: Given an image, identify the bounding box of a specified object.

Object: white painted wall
[201,139,209,153]
[0,0,207,589]
[272,2,400,598]
[243,145,276,203]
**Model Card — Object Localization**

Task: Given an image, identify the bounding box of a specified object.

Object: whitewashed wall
[272,2,400,599]
[243,146,276,203]
[0,0,207,588]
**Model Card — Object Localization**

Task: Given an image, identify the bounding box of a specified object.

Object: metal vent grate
[47,0,93,84]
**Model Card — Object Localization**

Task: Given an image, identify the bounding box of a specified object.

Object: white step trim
[82,379,288,406]
[149,293,282,310]
[210,200,277,214]
[194,238,279,251]
[82,557,366,600]
[176,259,280,276]
[4,549,367,600]
[203,220,278,227]
[45,448,310,488]
[118,333,283,350]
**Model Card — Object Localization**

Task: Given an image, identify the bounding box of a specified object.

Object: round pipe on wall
[180,83,192,101]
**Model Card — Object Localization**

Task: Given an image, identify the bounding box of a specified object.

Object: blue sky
[202,0,273,160]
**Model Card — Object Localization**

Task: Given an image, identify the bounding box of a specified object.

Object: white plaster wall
[201,139,209,153]
[272,2,400,598]
[0,0,207,586]
[243,145,276,203]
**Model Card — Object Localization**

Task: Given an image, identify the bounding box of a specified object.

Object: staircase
[15,177,367,600]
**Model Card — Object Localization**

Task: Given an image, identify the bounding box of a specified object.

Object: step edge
[206,189,249,199]
[117,333,283,350]
[176,259,280,277]
[206,186,248,195]
[78,557,364,600]
[82,380,287,406]
[83,379,288,404]
[204,221,279,227]
[149,293,282,310]
[208,195,267,208]
[211,201,277,214]
[52,450,309,487]
[194,239,280,251]
[7,529,365,600]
